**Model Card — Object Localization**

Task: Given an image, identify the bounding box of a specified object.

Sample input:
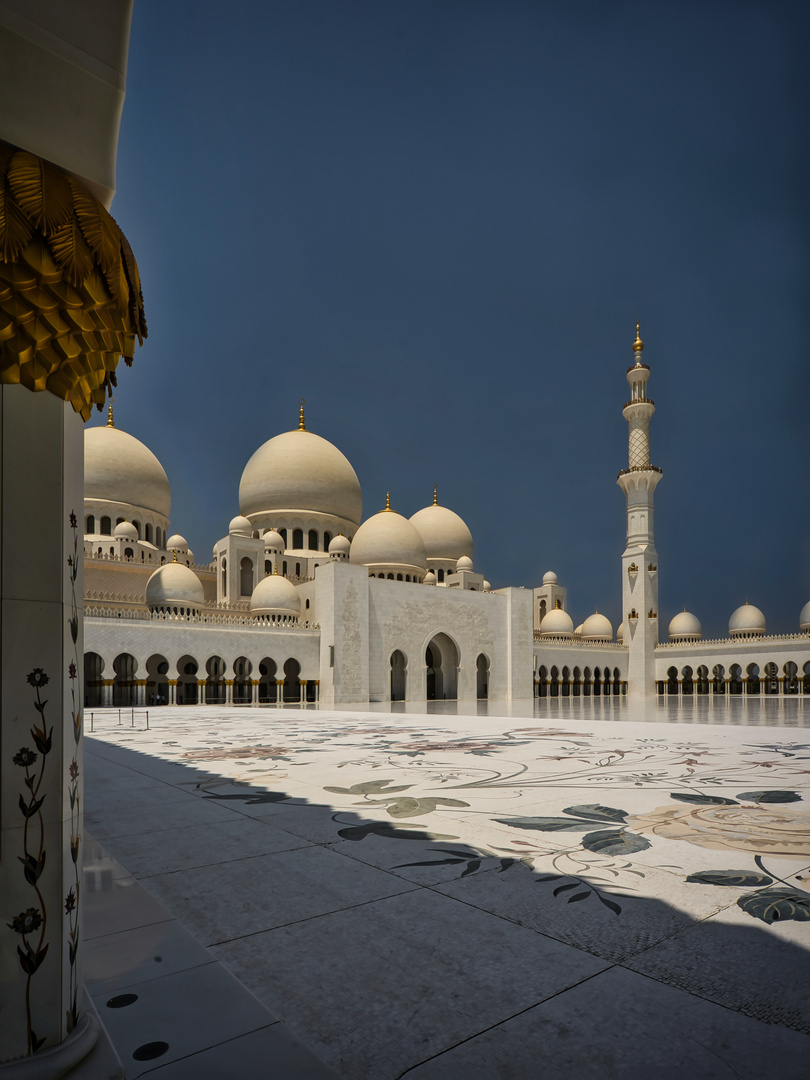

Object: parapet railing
[533,633,626,649]
[657,633,809,649]
[84,606,319,630]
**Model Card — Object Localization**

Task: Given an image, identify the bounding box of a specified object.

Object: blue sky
[104,0,809,637]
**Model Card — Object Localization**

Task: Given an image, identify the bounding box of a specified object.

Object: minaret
[617,323,662,696]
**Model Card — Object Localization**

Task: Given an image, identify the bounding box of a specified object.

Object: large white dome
[409,503,473,562]
[729,603,766,637]
[350,505,427,576]
[581,612,613,641]
[668,610,702,641]
[85,424,171,518]
[145,562,203,610]
[539,608,574,638]
[250,573,301,617]
[239,429,362,526]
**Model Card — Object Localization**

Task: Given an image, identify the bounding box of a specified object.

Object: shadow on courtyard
[84,734,810,1078]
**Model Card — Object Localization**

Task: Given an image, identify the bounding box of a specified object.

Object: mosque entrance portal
[426,634,459,700]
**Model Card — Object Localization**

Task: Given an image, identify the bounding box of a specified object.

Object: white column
[0,386,94,1064]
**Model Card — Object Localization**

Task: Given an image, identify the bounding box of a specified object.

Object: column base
[0,1011,99,1079]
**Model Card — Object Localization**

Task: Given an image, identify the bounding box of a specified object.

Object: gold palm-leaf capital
[0,140,146,420]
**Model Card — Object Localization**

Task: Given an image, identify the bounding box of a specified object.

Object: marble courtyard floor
[82,698,810,1078]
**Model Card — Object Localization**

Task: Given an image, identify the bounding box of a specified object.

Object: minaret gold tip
[633,321,644,353]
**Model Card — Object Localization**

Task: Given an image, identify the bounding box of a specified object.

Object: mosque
[82,328,810,707]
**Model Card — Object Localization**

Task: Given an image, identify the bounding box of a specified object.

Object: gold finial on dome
[106,398,115,427]
[298,397,306,431]
[633,321,644,353]
[172,549,178,563]
[433,483,438,506]
[384,492,391,511]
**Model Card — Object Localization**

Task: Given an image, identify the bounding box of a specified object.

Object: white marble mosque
[2,6,809,1077]
[82,333,810,710]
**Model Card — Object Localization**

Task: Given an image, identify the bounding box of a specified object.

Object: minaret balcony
[622,399,655,421]
[617,465,663,478]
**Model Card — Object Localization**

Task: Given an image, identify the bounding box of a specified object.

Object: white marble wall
[0,386,86,1062]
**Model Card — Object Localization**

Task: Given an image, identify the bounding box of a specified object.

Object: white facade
[82,337,810,708]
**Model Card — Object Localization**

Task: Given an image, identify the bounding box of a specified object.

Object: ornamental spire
[633,321,644,355]
[107,398,115,427]
[384,492,391,511]
[433,483,438,506]
[298,397,306,431]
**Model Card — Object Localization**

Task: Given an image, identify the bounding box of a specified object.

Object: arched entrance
[233,656,252,703]
[177,655,199,705]
[205,656,227,704]
[425,633,459,700]
[390,650,407,701]
[259,657,277,703]
[476,654,489,699]
[146,654,169,704]
[84,652,104,707]
[283,658,301,702]
[112,653,137,707]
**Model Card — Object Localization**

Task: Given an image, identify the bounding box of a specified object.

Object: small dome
[539,608,574,638]
[263,529,285,551]
[455,555,473,572]
[801,600,810,632]
[250,573,301,617]
[483,580,491,592]
[573,624,583,637]
[328,533,351,557]
[581,612,613,641]
[542,570,558,586]
[145,562,204,611]
[424,570,437,585]
[729,603,766,637]
[166,534,188,552]
[617,621,625,643]
[668,610,702,642]
[229,515,253,536]
[113,521,138,540]
[350,506,427,576]
[409,502,473,563]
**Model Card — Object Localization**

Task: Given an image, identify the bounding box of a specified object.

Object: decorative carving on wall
[340,581,362,697]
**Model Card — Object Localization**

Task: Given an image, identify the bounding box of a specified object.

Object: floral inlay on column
[8,668,52,1054]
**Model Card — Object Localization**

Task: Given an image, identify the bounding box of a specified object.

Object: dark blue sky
[105,0,809,638]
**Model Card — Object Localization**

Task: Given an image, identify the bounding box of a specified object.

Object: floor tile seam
[90,956,218,1000]
[393,964,616,1079]
[610,895,765,964]
[206,884,422,948]
[132,842,319,880]
[409,877,615,956]
[83,914,177,944]
[613,963,810,1036]
[129,1021,285,1079]
[83,916,179,942]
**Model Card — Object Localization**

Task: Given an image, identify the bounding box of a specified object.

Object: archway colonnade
[535,664,626,698]
[84,651,318,707]
[660,660,810,697]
